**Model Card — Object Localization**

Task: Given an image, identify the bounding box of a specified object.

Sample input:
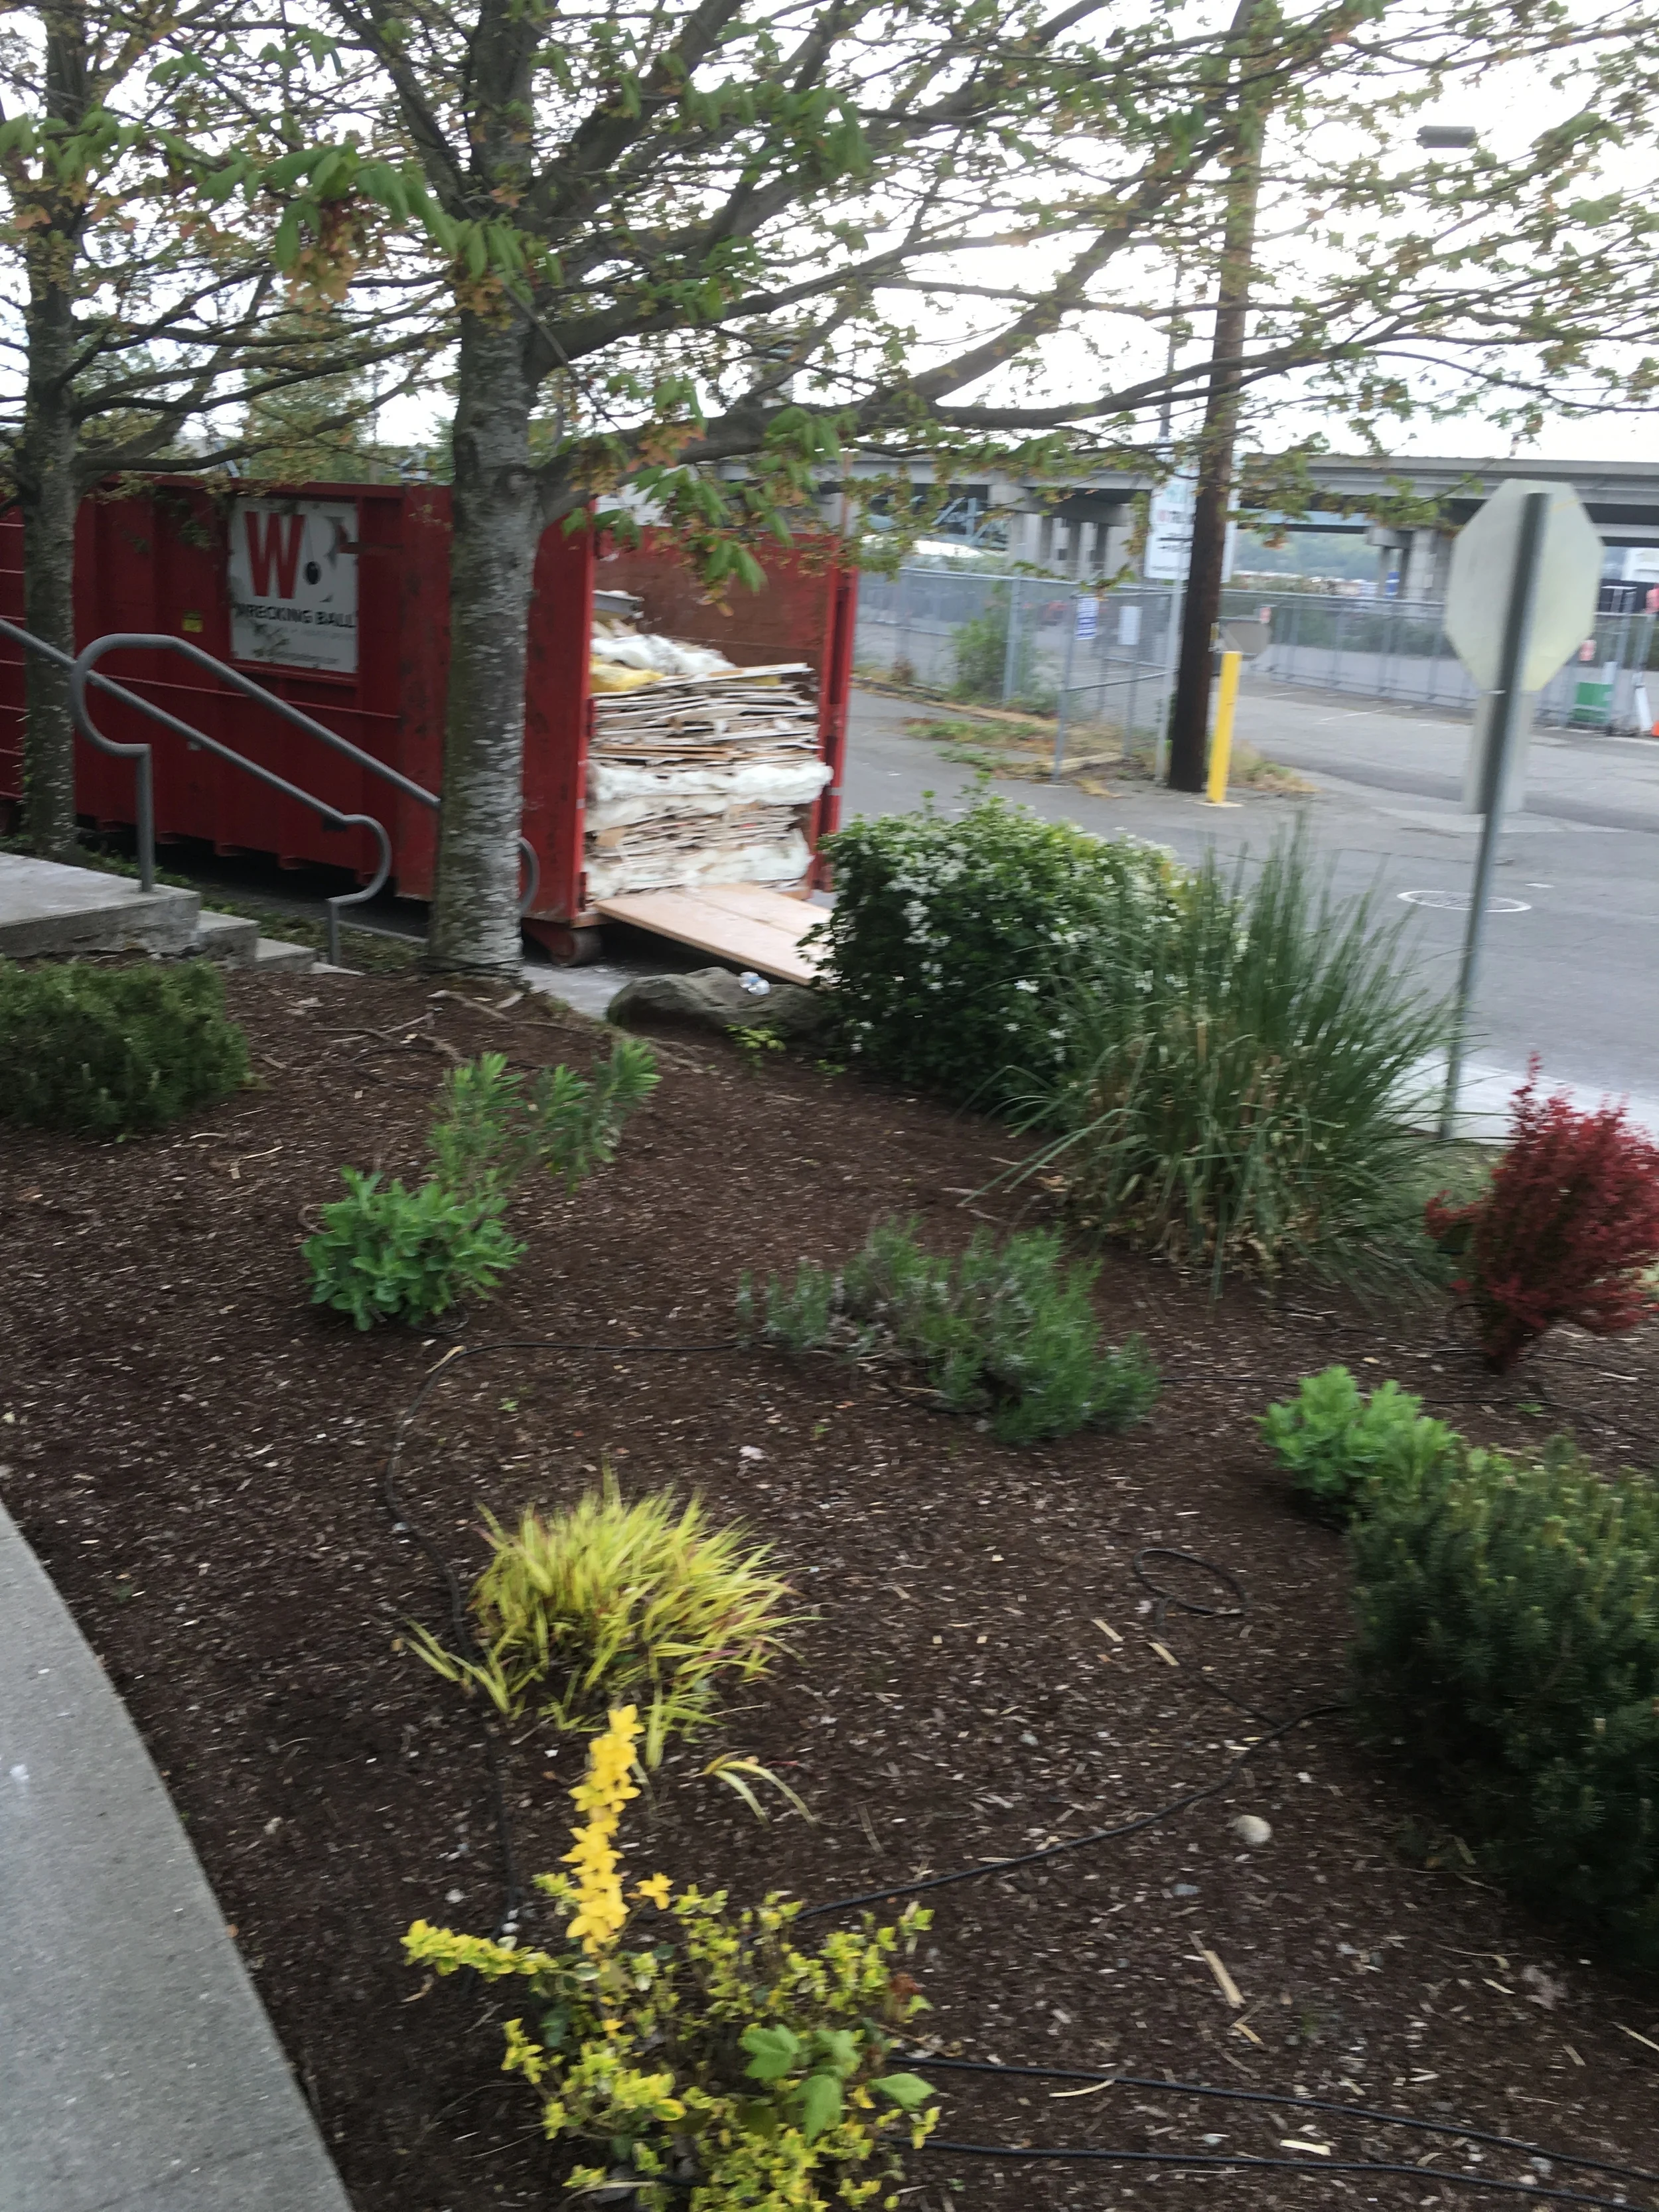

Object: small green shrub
[0,958,247,1135]
[1259,1364,1456,1521]
[1350,1435,1659,1962]
[1019,829,1451,1291]
[409,1470,796,1765]
[406,1709,938,2205]
[740,1217,1158,1445]
[306,1041,656,1327]
[815,794,1183,1107]
[302,1169,520,1329]
[949,586,1019,703]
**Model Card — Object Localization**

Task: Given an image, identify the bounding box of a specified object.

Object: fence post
[1051,593,1080,780]
[1125,594,1142,749]
[1001,577,1023,704]
[895,565,912,681]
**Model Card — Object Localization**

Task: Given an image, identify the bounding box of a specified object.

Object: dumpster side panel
[389,486,453,898]
[72,482,413,883]
[524,518,595,921]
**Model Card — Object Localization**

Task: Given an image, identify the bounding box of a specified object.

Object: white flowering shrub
[815,796,1184,1105]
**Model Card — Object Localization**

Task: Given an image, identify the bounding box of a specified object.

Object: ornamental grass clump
[409,1472,796,1766]
[739,1217,1158,1445]
[1259,1364,1457,1522]
[814,794,1183,1108]
[1425,1057,1659,1370]
[1350,1436,1659,1964]
[1018,830,1451,1292]
[0,957,247,1135]
[405,1708,938,2207]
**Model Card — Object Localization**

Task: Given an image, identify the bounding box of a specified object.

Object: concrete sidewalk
[0,1503,353,2212]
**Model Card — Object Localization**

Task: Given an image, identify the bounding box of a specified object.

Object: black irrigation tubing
[380,1332,745,1937]
[796,1701,1346,1921]
[906,2057,1659,2193]
[921,2142,1647,2209]
[1129,1546,1292,1728]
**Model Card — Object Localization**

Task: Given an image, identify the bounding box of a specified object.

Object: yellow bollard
[1206,649,1243,805]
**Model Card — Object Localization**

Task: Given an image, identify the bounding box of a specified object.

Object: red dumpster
[0,480,856,959]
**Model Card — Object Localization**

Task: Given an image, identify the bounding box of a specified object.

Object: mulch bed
[3,970,1658,2212]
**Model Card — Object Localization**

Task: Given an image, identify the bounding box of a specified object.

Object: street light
[1417,125,1478,149]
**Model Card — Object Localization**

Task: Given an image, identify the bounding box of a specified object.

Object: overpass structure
[826,453,1659,593]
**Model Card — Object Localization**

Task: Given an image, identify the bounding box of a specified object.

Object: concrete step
[0,853,199,960]
[189,910,316,973]
[190,910,261,964]
[251,934,317,973]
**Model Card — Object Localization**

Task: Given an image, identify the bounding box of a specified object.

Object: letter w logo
[244,512,305,599]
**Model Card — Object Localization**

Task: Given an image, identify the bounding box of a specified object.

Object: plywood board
[594,883,828,985]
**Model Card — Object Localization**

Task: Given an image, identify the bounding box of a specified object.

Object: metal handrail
[61,630,540,958]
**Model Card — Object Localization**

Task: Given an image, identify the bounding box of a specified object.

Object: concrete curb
[0,1503,354,2212]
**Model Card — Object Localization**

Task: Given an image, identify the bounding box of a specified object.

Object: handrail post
[133,755,155,894]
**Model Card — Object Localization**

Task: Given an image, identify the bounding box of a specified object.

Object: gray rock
[1230,1813,1273,1848]
[607,966,829,1040]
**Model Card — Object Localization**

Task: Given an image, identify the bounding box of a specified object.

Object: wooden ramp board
[593,883,827,985]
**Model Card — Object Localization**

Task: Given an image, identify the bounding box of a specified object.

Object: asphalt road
[840,681,1659,1123]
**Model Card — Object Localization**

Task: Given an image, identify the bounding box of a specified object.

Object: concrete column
[1402,528,1447,602]
[1098,518,1135,580]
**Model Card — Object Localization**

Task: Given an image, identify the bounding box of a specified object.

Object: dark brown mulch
[3,970,1658,2212]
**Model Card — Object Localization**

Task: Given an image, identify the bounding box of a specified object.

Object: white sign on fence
[1143,471,1196,580]
[228,498,360,674]
[1076,595,1099,640]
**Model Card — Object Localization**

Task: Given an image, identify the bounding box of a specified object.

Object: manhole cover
[1398,889,1532,915]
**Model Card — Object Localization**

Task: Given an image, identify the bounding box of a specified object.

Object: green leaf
[813,2028,859,2075]
[272,208,303,269]
[799,2069,843,2140]
[741,2024,802,2082]
[872,2071,934,2110]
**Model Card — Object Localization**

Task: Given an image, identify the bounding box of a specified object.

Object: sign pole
[1438,489,1550,1142]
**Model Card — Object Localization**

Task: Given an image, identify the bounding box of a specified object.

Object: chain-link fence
[853,568,1183,762]
[1220,587,1658,729]
[855,567,1659,748]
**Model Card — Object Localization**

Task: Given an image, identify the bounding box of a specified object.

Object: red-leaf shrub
[1425,1057,1659,1369]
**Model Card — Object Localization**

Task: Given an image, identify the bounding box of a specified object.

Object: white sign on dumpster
[228,498,360,674]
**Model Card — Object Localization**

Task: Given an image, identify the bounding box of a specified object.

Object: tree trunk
[1165,7,1267,794]
[19,3,90,857]
[427,311,540,974]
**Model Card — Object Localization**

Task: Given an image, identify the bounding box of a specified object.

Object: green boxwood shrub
[1259,1363,1456,1521]
[739,1216,1159,1445]
[0,958,248,1135]
[814,795,1183,1106]
[1350,1436,1659,1962]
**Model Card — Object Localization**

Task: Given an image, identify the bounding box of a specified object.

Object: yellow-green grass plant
[409,1470,799,1765]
